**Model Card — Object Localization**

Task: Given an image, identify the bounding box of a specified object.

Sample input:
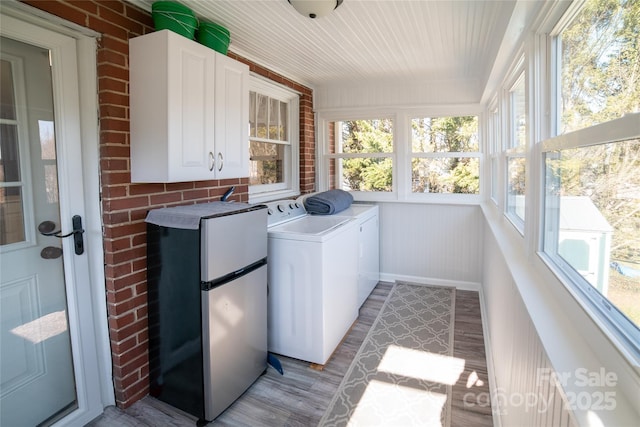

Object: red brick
[149,192,183,205]
[99,76,127,93]
[112,246,145,264]
[105,222,145,239]
[102,171,131,186]
[125,4,154,29]
[24,1,88,27]
[102,185,127,200]
[106,259,133,277]
[165,182,195,191]
[182,189,209,200]
[129,183,165,196]
[88,15,128,39]
[131,233,146,247]
[101,132,128,145]
[101,144,130,157]
[101,117,129,132]
[111,272,146,292]
[111,335,137,354]
[98,48,126,67]
[108,311,135,329]
[106,287,133,304]
[101,34,130,55]
[98,64,129,82]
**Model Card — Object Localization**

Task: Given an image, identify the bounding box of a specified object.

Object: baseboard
[379,273,481,291]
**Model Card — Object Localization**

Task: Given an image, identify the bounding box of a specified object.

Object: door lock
[38,215,85,255]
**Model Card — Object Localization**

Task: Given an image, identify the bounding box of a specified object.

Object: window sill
[351,191,482,206]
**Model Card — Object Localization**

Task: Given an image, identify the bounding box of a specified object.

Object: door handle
[38,215,85,255]
[217,152,223,172]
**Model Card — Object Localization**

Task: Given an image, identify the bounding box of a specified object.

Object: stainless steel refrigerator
[146,202,267,423]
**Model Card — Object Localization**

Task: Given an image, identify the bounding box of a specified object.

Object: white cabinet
[214,54,249,179]
[130,30,249,183]
[358,211,380,307]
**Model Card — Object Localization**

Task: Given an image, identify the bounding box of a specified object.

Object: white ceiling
[129,0,531,103]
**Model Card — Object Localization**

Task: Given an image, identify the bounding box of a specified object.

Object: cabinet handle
[209,152,215,171]
[217,152,224,172]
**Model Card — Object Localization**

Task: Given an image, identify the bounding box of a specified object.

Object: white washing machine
[265,200,359,365]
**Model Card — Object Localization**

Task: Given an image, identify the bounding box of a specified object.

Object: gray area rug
[319,282,456,427]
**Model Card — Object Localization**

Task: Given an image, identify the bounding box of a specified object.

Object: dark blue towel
[304,190,353,215]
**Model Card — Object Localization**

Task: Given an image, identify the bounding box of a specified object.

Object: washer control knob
[267,209,273,215]
[277,205,285,212]
[289,203,296,209]
[295,202,301,208]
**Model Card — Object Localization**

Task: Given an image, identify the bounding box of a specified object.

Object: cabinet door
[131,30,215,182]
[166,34,216,182]
[214,53,249,179]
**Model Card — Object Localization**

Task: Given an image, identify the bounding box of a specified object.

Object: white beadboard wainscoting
[481,204,640,427]
[378,202,483,289]
[482,228,577,427]
[375,200,639,425]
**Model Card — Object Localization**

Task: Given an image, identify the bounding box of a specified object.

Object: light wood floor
[88,282,493,426]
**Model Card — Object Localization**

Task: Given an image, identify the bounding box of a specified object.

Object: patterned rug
[319,282,456,427]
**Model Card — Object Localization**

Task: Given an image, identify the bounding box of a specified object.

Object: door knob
[37,215,85,255]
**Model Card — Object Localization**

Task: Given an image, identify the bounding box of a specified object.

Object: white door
[0,13,106,427]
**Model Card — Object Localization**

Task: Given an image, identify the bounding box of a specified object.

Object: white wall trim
[380,273,481,292]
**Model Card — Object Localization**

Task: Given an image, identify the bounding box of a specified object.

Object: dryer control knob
[277,205,285,212]
[267,209,273,215]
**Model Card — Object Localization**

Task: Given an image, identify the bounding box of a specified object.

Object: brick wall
[21,0,315,409]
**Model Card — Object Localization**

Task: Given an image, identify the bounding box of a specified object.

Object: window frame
[247,75,300,203]
[503,59,527,233]
[317,106,483,203]
[540,113,640,361]
[330,116,396,197]
[538,0,640,362]
[408,115,481,201]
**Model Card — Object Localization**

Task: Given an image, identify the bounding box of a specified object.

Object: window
[506,72,526,229]
[248,78,299,202]
[0,57,27,246]
[488,104,500,204]
[543,0,640,357]
[557,0,640,134]
[410,116,479,194]
[327,118,394,192]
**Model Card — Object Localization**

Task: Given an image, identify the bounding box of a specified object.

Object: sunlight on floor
[377,345,466,386]
[349,379,448,426]
[10,310,67,344]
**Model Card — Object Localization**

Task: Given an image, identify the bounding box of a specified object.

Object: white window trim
[540,112,640,363]
[317,106,483,203]
[248,74,300,203]
[503,56,527,234]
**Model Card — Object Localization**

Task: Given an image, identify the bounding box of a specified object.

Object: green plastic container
[197,21,230,55]
[152,1,198,39]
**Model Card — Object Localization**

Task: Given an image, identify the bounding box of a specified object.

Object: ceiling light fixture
[288,0,343,19]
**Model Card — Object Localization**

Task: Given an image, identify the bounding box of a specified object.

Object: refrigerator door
[201,208,267,282]
[201,264,268,420]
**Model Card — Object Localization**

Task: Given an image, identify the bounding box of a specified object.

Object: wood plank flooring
[88,283,493,426]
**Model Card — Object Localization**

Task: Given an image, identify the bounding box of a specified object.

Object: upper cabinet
[130,30,249,183]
